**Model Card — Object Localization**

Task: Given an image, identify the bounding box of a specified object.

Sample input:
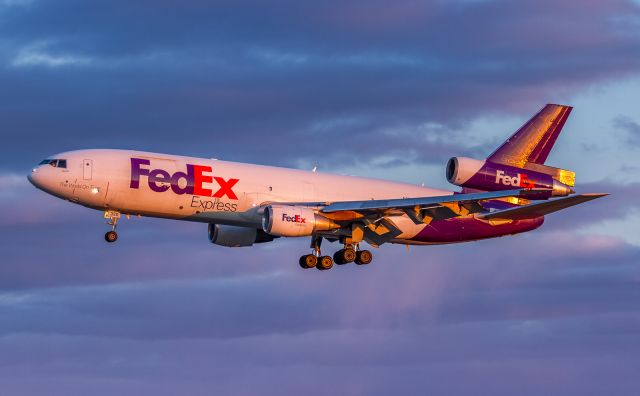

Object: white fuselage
[29,149,452,240]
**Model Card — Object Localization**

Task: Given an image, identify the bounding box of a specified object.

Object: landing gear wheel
[299,254,318,269]
[355,250,373,265]
[105,230,118,243]
[334,248,356,265]
[316,256,334,271]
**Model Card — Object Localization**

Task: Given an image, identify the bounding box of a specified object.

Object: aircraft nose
[28,168,42,188]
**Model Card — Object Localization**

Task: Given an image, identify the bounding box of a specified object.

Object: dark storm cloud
[1,0,640,171]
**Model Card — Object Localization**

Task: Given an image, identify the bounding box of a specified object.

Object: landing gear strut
[104,210,121,243]
[299,236,334,270]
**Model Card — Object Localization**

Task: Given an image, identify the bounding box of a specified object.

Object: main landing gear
[299,236,334,270]
[299,237,373,270]
[104,210,121,243]
[334,246,373,265]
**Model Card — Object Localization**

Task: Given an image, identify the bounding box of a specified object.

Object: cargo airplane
[29,104,606,270]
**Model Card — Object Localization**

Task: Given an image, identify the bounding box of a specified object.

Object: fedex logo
[282,213,306,223]
[495,170,535,189]
[130,158,239,199]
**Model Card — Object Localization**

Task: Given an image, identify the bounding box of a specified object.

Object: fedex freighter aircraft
[29,104,606,270]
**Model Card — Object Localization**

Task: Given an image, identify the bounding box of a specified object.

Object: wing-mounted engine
[446,157,574,199]
[262,205,340,237]
[208,224,276,247]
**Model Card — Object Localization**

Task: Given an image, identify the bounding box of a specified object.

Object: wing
[320,188,542,213]
[476,193,608,221]
[310,188,542,247]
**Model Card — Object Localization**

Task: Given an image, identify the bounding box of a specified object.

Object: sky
[1,0,640,395]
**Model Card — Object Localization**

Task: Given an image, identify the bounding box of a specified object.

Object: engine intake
[446,157,573,198]
[262,205,340,237]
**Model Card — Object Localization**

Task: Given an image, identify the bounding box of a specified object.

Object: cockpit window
[39,159,67,168]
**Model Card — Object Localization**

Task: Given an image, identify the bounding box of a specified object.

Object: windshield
[39,159,67,168]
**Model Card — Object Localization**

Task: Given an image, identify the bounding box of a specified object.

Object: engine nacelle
[262,205,340,237]
[208,224,276,247]
[446,157,573,198]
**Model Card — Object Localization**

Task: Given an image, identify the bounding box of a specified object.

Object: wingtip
[581,192,610,198]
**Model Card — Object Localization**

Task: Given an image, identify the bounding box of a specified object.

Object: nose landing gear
[104,210,121,243]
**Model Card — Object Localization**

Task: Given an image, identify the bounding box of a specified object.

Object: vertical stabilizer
[488,104,572,167]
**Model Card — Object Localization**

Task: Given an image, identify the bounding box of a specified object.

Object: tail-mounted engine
[262,205,340,237]
[446,157,574,199]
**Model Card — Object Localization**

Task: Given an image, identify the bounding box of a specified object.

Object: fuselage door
[83,159,93,180]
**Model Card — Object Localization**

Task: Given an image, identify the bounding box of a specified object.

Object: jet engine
[262,205,340,237]
[446,157,573,198]
[208,224,276,247]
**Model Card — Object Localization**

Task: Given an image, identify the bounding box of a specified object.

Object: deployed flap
[476,193,608,221]
[363,218,403,247]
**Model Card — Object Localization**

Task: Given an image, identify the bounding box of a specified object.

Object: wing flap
[476,193,608,221]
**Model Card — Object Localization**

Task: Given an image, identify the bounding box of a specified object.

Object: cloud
[10,42,92,68]
[614,115,640,147]
[1,0,33,6]
[1,0,639,172]
[1,1,640,394]
[1,226,639,395]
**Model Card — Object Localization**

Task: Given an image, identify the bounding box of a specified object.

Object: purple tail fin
[488,104,572,167]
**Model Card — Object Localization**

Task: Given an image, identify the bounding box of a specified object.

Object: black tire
[355,250,373,265]
[334,248,356,264]
[104,231,118,243]
[316,256,333,270]
[301,254,317,269]
[299,256,308,269]
[343,248,356,263]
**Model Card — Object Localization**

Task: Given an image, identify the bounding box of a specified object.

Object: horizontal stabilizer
[477,193,608,221]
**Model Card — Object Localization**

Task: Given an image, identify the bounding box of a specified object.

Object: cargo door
[83,159,93,180]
